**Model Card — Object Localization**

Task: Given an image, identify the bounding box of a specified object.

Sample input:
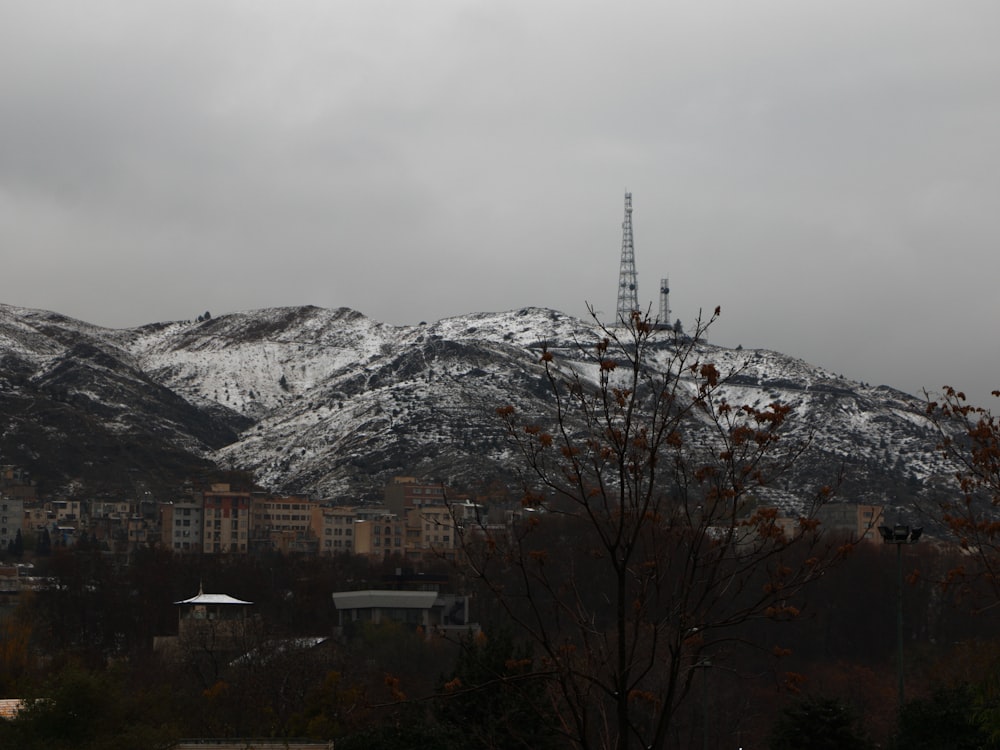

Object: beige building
[353,513,407,558]
[382,476,469,559]
[314,505,358,555]
[24,505,54,533]
[92,500,131,520]
[251,495,317,552]
[407,505,458,557]
[51,499,83,525]
[816,503,884,542]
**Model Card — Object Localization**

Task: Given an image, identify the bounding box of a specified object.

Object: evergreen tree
[11,528,23,558]
[437,629,561,750]
[35,528,51,556]
[769,697,871,750]
[895,684,996,749]
[5,664,180,750]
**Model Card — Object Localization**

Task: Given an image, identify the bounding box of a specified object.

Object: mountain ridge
[0,302,950,512]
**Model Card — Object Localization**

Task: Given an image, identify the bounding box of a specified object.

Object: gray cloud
[2,1,999,405]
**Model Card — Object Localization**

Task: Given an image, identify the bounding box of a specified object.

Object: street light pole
[692,658,712,750]
[895,541,903,705]
[878,523,922,707]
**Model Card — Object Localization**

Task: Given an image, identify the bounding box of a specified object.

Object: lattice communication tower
[616,192,639,323]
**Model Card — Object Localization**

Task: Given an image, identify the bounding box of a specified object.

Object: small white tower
[658,277,671,328]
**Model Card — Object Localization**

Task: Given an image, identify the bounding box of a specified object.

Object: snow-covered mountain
[0,303,951,509]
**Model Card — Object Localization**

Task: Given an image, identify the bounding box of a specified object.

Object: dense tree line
[1,538,1000,747]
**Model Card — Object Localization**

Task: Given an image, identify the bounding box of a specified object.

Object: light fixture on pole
[878,523,922,706]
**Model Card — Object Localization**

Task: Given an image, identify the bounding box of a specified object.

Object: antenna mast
[616,192,639,323]
[658,277,671,328]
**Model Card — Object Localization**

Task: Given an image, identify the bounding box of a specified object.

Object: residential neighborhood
[0,468,499,565]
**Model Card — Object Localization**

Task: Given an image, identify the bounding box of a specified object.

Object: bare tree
[453,308,848,750]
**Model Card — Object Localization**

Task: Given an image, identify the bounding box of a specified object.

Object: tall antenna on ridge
[616,191,639,324]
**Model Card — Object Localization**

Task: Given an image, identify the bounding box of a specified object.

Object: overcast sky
[2,1,999,405]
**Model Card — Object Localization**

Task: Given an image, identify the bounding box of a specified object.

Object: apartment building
[314,505,358,555]
[816,502,885,542]
[0,496,24,552]
[407,505,457,557]
[252,496,317,552]
[354,513,407,558]
[0,466,36,503]
[161,501,204,553]
[202,484,252,553]
[384,476,448,517]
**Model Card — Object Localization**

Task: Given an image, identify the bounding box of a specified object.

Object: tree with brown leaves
[926,387,1000,609]
[453,307,849,750]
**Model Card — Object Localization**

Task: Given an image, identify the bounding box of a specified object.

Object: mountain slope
[0,303,950,510]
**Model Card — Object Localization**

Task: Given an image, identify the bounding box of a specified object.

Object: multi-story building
[0,496,24,552]
[384,476,448,517]
[354,513,407,559]
[407,505,458,558]
[50,499,83,525]
[202,484,252,554]
[161,501,204,553]
[24,505,55,533]
[92,500,131,520]
[314,505,358,555]
[382,477,469,559]
[89,500,128,548]
[251,496,317,552]
[126,514,153,551]
[816,503,885,542]
[0,466,36,503]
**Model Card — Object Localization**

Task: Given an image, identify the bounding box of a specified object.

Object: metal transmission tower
[658,277,671,328]
[616,192,639,324]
